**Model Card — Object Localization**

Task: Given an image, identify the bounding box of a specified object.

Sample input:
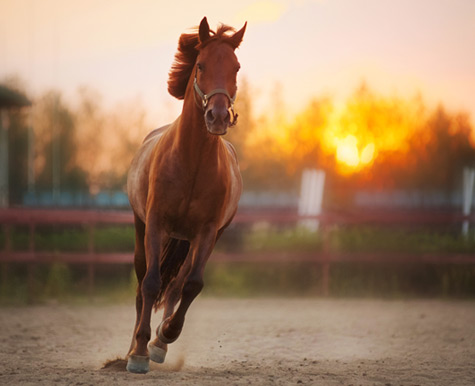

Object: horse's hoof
[126,355,150,374]
[158,320,180,344]
[148,341,167,363]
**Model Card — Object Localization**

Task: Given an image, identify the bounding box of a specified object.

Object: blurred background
[1,0,474,303]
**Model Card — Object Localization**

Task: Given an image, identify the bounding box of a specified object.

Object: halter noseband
[193,71,238,127]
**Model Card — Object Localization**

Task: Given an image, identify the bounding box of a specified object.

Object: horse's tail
[154,238,190,310]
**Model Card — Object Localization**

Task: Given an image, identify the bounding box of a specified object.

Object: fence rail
[2,207,475,225]
[1,208,474,298]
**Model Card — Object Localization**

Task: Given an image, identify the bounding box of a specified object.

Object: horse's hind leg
[127,215,146,357]
[158,230,215,344]
[146,284,177,363]
[148,258,191,363]
[162,257,191,320]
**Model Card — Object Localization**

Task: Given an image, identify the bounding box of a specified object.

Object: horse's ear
[229,22,247,49]
[199,17,210,44]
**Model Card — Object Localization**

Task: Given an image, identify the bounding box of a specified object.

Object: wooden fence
[1,208,474,298]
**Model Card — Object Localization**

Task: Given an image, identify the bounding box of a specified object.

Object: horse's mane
[167,24,238,100]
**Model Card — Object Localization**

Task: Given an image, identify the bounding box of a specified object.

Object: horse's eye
[197,63,204,72]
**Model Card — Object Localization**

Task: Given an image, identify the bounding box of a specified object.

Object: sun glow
[361,143,375,164]
[334,134,375,170]
[336,135,359,167]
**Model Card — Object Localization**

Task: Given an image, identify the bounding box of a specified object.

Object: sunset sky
[1,0,475,127]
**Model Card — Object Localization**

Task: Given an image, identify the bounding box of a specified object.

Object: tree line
[3,76,475,206]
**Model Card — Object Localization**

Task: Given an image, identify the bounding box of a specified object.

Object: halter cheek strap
[193,72,238,126]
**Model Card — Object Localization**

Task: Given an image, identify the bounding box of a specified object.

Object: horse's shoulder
[223,140,239,163]
[142,124,170,143]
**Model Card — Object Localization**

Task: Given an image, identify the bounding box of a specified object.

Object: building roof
[0,85,31,108]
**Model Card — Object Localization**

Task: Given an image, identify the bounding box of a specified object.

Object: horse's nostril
[224,110,231,124]
[206,106,231,127]
[205,109,215,123]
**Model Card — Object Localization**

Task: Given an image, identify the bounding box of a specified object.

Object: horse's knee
[141,274,160,298]
[182,278,204,299]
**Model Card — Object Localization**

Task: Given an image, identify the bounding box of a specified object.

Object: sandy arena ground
[0,297,474,385]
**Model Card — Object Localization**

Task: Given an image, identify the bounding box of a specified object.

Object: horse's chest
[160,173,229,234]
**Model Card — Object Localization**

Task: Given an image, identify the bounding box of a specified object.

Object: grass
[1,223,474,304]
[0,263,136,305]
[1,223,474,254]
[329,226,475,254]
[1,261,474,305]
[0,225,136,252]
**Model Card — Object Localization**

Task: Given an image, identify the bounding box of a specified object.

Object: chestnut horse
[125,17,246,373]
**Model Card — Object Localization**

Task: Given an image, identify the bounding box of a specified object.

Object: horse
[125,17,246,374]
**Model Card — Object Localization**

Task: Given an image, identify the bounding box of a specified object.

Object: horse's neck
[172,99,221,165]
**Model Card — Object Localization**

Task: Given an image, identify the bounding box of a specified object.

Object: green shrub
[94,226,135,252]
[44,262,72,299]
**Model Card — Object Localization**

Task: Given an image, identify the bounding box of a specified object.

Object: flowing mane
[167,24,239,99]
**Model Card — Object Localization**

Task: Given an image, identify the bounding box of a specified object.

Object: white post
[298,168,325,231]
[298,169,310,216]
[462,167,475,236]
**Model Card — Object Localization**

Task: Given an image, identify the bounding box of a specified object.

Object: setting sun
[334,135,375,171]
[336,135,360,168]
[361,143,375,165]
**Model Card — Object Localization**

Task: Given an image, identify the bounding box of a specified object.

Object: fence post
[27,222,36,304]
[4,223,11,253]
[1,224,12,299]
[1,261,7,297]
[87,223,95,300]
[462,167,475,236]
[320,227,331,297]
[0,110,9,208]
[1,225,8,297]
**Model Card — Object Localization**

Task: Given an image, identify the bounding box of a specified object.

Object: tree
[283,97,333,173]
[34,91,87,193]
[226,77,254,165]
[75,87,151,192]
[1,77,32,205]
[406,106,475,190]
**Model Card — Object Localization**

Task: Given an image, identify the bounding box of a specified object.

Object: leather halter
[193,70,238,126]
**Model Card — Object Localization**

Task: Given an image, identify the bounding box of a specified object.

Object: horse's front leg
[127,215,146,357]
[126,222,163,374]
[158,229,216,344]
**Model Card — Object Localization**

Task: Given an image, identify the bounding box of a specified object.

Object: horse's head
[194,17,246,136]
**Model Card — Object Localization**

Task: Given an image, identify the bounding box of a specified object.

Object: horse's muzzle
[205,105,231,136]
